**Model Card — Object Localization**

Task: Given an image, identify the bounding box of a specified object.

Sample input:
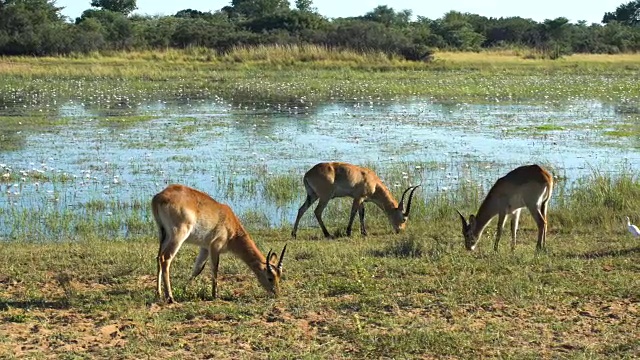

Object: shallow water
[1,96,639,238]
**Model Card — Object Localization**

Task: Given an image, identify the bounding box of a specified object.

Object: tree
[229,0,290,18]
[135,16,177,48]
[432,11,486,50]
[539,17,572,58]
[603,0,640,25]
[542,17,571,41]
[171,18,215,47]
[73,17,105,52]
[174,9,215,19]
[76,9,133,49]
[485,17,538,46]
[326,19,410,54]
[90,0,137,15]
[0,0,70,55]
[295,0,314,12]
[600,20,640,52]
[362,5,412,27]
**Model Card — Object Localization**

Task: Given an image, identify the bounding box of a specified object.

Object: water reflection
[0,97,639,237]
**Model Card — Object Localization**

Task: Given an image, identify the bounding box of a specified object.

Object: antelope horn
[398,186,414,211]
[456,209,467,226]
[266,249,273,272]
[277,243,287,271]
[403,185,421,217]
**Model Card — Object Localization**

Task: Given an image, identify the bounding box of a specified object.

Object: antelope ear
[269,253,278,264]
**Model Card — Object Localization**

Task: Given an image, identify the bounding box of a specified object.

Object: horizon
[55,0,623,24]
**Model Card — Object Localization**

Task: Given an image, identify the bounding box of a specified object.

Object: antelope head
[457,210,478,250]
[390,185,421,233]
[260,244,287,296]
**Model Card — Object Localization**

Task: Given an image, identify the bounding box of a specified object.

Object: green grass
[0,220,638,358]
[604,123,640,139]
[535,124,565,131]
[605,130,636,137]
[262,173,301,207]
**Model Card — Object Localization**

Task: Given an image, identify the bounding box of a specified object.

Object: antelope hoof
[166,297,176,304]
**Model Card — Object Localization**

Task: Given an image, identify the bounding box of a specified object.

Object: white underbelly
[185,224,228,252]
[505,186,548,213]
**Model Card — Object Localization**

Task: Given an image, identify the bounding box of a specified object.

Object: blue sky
[56,0,623,24]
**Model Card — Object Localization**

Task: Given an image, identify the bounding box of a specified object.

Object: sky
[56,0,623,24]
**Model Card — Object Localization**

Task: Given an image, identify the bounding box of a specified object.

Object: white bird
[625,217,640,238]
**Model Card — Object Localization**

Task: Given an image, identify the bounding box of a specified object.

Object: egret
[625,217,640,238]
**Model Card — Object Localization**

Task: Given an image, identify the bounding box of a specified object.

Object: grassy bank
[0,221,638,358]
[1,172,640,358]
[1,47,639,110]
[2,169,640,242]
[4,46,640,73]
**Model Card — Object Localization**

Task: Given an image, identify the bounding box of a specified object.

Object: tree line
[1,0,639,59]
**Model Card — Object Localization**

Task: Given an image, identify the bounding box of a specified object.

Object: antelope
[152,184,287,303]
[457,164,553,252]
[291,162,420,238]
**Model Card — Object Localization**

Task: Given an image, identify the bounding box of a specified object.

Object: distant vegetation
[1,0,640,59]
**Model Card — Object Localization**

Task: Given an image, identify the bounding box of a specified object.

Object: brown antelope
[291,162,420,238]
[456,164,553,252]
[152,184,287,303]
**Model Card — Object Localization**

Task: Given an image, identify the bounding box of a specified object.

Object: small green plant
[4,313,29,323]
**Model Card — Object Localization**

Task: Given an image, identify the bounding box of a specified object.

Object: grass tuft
[372,234,428,258]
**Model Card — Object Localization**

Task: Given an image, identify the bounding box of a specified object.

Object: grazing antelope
[291,162,420,238]
[152,184,287,303]
[457,164,553,252]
